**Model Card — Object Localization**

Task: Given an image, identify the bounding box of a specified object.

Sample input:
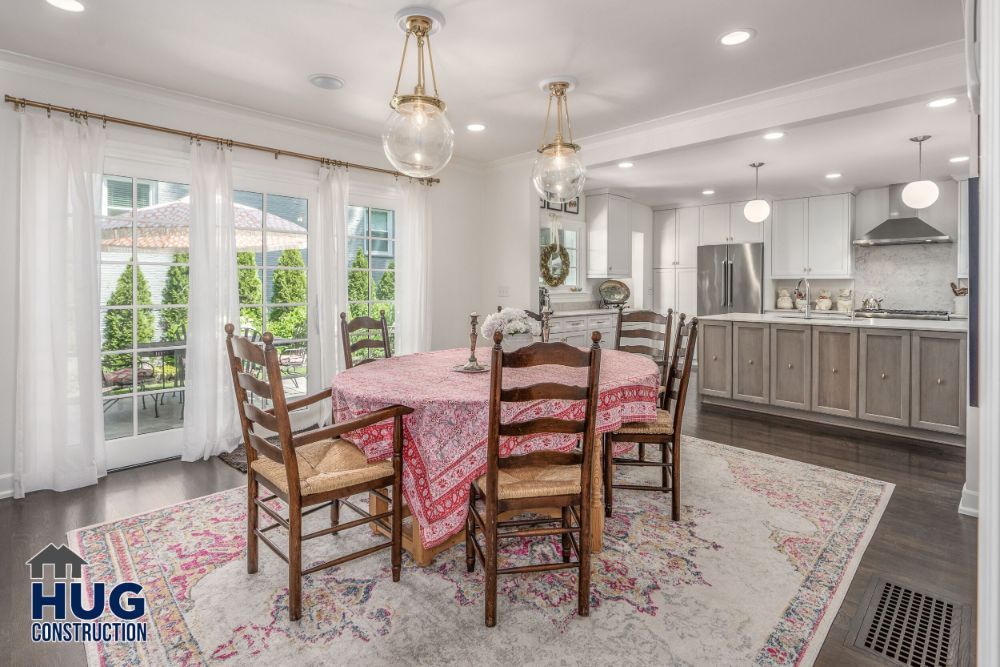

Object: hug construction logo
[25,543,148,643]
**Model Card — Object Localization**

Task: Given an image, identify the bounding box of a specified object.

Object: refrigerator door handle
[721,259,729,311]
[728,260,735,307]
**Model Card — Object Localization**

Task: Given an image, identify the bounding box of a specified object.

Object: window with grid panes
[234,191,309,398]
[99,175,190,440]
[346,206,396,364]
[539,222,582,289]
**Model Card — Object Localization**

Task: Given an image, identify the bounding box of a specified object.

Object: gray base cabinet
[811,327,858,418]
[770,323,811,410]
[699,321,732,398]
[859,329,910,427]
[911,331,967,435]
[733,323,769,403]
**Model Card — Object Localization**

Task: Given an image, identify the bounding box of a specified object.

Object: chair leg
[561,506,572,563]
[288,505,302,621]
[330,498,340,529]
[247,475,259,575]
[391,474,402,583]
[638,443,646,462]
[578,501,592,618]
[671,437,681,521]
[661,442,670,493]
[603,434,614,518]
[465,492,476,573]
[484,504,498,627]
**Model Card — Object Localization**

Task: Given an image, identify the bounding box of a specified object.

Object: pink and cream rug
[69,437,892,666]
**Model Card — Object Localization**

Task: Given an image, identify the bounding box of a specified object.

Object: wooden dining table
[331,347,660,565]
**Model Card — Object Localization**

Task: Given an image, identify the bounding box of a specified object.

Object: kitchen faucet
[796,277,811,319]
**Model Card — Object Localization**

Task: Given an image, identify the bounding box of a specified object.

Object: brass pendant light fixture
[383,7,454,178]
[532,77,586,204]
[743,162,770,223]
[901,135,940,209]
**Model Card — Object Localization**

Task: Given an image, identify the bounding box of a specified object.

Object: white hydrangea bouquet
[481,308,541,351]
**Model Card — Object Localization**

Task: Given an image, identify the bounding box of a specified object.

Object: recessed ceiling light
[719,29,755,46]
[308,73,345,90]
[949,155,970,163]
[618,161,634,169]
[927,96,957,108]
[466,123,486,132]
[825,173,842,179]
[46,0,84,11]
[763,131,785,140]
[702,189,715,195]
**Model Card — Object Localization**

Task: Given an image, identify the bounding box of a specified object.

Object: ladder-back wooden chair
[603,315,699,521]
[614,308,673,461]
[340,311,392,369]
[225,324,413,621]
[495,305,551,342]
[466,330,603,627]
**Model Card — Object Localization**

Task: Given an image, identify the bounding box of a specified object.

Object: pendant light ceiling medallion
[532,76,586,205]
[901,135,939,209]
[382,7,454,178]
[743,162,770,223]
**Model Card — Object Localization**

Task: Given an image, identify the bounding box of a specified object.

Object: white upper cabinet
[700,204,730,245]
[771,198,809,277]
[807,194,853,278]
[652,209,677,268]
[676,207,700,267]
[957,179,969,279]
[730,201,766,243]
[770,193,854,279]
[653,206,699,268]
[587,192,632,278]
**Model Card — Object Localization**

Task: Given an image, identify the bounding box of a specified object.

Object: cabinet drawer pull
[748,359,754,365]
[787,363,793,369]
[881,372,887,380]
[936,378,943,385]
[832,368,838,374]
[712,355,718,361]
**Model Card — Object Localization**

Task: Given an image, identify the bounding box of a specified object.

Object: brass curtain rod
[4,95,440,185]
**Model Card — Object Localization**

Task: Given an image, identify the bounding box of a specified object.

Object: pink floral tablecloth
[331,347,659,547]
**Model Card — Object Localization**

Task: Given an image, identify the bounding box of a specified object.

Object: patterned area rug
[69,437,892,666]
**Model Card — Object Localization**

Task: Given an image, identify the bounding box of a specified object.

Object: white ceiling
[586,98,973,208]
[0,0,964,163]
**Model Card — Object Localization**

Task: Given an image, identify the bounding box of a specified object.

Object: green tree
[348,247,370,303]
[375,260,395,300]
[160,252,189,342]
[269,249,307,339]
[237,251,263,332]
[103,264,154,365]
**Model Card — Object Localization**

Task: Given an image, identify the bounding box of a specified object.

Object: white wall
[0,53,485,496]
[479,157,537,314]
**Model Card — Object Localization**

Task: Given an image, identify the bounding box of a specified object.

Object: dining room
[1,1,998,665]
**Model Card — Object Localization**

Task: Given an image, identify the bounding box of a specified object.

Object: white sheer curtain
[14,114,106,498]
[396,181,433,354]
[182,143,241,461]
[308,166,349,424]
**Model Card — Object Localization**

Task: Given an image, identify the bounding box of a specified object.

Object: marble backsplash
[852,243,958,311]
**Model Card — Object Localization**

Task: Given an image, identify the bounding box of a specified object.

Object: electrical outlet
[497,285,510,298]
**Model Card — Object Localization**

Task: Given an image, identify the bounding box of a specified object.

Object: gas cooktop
[853,309,951,321]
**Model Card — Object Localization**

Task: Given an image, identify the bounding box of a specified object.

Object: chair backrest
[340,311,392,369]
[662,315,699,433]
[615,308,673,360]
[495,305,551,342]
[225,323,301,497]
[484,330,603,504]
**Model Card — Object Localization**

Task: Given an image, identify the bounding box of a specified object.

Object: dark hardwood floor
[0,397,977,665]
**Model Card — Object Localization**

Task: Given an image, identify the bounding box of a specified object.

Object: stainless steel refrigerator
[696,243,764,315]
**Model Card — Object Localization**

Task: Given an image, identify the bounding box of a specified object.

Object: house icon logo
[25,543,148,644]
[26,543,88,580]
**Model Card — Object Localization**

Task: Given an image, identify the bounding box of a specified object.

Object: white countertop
[549,308,620,317]
[697,312,968,332]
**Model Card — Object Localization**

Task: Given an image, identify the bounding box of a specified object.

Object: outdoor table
[331,347,659,565]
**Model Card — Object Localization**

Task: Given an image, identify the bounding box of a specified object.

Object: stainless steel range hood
[853,183,952,246]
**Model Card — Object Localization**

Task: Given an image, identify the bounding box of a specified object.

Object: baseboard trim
[0,473,12,500]
[959,484,979,518]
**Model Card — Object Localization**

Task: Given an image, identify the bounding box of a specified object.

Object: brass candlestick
[461,312,487,372]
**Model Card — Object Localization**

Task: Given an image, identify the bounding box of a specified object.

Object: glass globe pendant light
[901,136,940,209]
[532,78,586,205]
[382,9,454,178]
[743,162,770,223]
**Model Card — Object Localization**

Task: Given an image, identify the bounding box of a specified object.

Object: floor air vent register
[847,577,970,666]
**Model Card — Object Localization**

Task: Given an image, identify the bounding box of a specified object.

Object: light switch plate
[497,285,510,297]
